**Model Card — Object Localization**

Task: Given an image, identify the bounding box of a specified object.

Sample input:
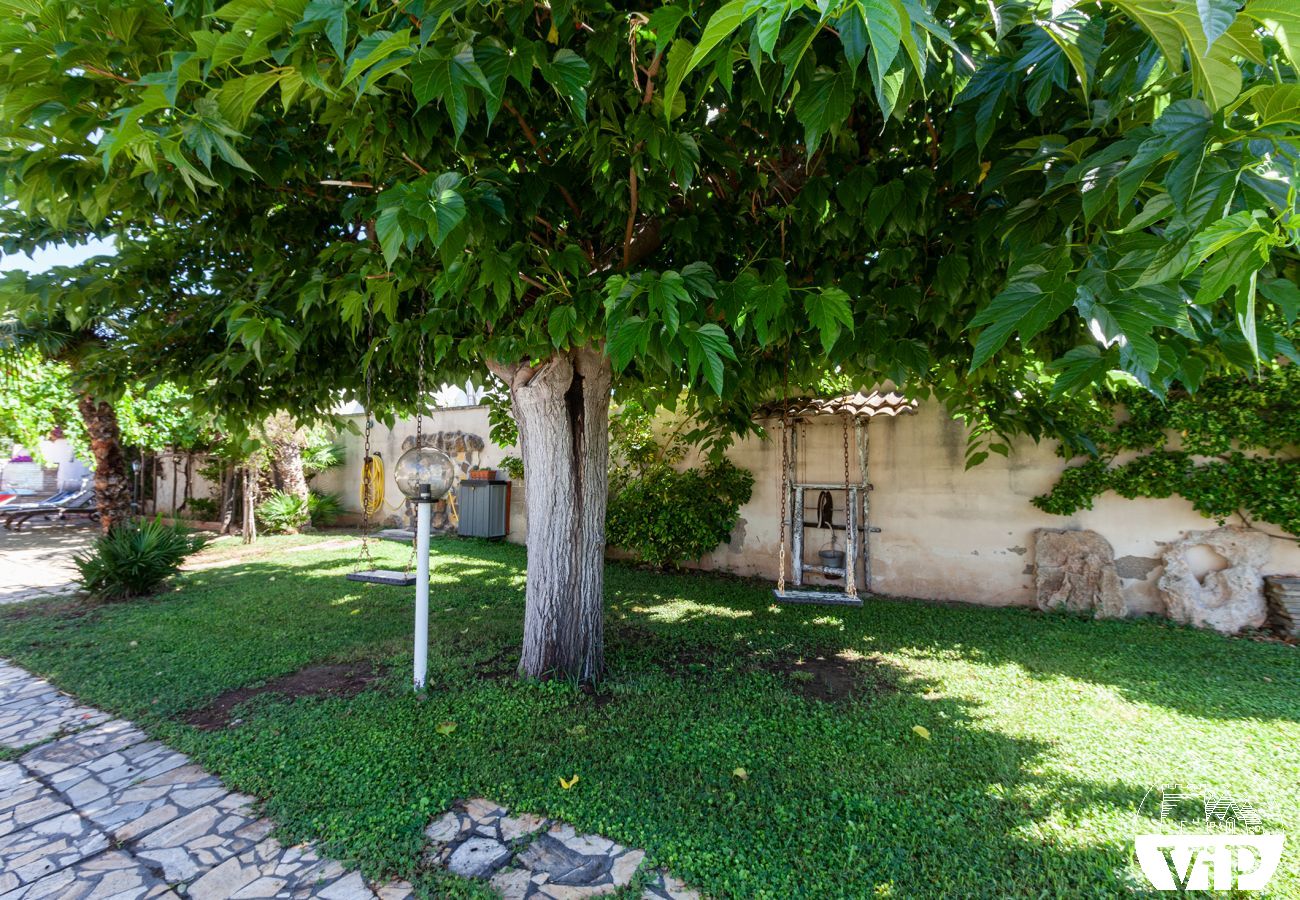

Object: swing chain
[358,305,377,570]
[842,412,858,598]
[401,296,429,576]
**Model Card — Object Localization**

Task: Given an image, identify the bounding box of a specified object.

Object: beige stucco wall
[686,402,1300,614]
[177,399,1299,617]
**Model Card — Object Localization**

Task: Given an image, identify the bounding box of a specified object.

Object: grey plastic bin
[457,479,509,538]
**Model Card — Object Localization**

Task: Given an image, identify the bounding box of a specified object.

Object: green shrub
[606,459,754,567]
[256,490,311,533]
[185,497,219,521]
[307,490,344,526]
[75,517,207,601]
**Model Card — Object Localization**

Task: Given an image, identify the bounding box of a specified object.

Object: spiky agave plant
[75,516,206,601]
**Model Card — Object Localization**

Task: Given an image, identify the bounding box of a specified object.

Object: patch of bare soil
[182,662,385,730]
[764,651,896,703]
[0,594,93,622]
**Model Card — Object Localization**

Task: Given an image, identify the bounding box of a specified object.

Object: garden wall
[314,406,527,538]
[197,399,1300,619]
[681,401,1300,616]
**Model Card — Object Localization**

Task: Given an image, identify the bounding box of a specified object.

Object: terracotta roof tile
[755,390,918,420]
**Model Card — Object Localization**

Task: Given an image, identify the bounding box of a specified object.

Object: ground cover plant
[1,534,1297,897]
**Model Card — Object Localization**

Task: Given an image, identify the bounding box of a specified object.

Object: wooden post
[792,484,805,588]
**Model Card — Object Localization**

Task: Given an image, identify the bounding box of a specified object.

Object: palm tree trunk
[77,393,132,532]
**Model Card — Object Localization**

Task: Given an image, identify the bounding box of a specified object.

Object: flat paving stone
[20,720,147,776]
[133,795,273,882]
[421,797,695,899]
[0,848,177,899]
[0,778,71,838]
[0,810,110,892]
[0,693,108,749]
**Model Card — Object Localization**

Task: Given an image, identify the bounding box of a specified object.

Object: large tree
[0,0,1295,679]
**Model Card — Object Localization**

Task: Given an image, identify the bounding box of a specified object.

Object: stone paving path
[424,799,698,899]
[0,659,409,899]
[0,658,700,899]
[0,525,93,605]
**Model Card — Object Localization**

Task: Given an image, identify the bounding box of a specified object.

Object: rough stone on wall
[1159,526,1269,633]
[1032,529,1126,618]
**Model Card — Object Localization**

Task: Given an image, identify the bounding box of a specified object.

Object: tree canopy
[0,0,1294,439]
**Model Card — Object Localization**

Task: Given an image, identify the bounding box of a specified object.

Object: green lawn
[2,534,1297,898]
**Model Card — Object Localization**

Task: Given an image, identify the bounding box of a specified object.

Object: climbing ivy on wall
[1034,367,1300,535]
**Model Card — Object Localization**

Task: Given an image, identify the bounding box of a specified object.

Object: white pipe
[413,495,432,690]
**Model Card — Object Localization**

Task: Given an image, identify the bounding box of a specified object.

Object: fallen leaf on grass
[559,774,580,790]
[732,767,749,780]
[912,725,931,740]
[435,721,457,735]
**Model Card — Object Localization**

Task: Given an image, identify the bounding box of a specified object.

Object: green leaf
[1244,0,1300,66]
[1197,0,1238,47]
[374,206,403,269]
[542,49,591,120]
[794,68,851,151]
[968,274,1072,369]
[215,71,282,130]
[663,0,748,118]
[607,315,649,371]
[297,0,348,61]
[475,44,510,123]
[680,322,735,394]
[547,306,578,347]
[1259,277,1300,324]
[342,29,410,86]
[1049,346,1116,398]
[804,286,854,352]
[861,0,902,80]
[837,6,868,72]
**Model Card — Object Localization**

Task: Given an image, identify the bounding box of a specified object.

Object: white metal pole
[413,489,432,691]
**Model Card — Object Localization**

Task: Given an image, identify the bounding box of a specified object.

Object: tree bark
[220,464,236,534]
[77,394,132,533]
[261,412,310,532]
[488,347,612,683]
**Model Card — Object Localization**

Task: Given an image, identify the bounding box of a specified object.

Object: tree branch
[622,164,639,270]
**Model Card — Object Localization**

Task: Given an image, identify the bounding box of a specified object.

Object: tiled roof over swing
[754,390,918,420]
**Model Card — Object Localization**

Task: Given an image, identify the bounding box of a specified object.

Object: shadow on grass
[602,559,1299,726]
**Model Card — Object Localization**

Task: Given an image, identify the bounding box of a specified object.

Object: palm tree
[1,300,132,532]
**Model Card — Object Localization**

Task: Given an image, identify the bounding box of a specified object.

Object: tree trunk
[241,466,258,544]
[220,464,236,535]
[77,394,132,533]
[269,439,309,501]
[488,347,612,683]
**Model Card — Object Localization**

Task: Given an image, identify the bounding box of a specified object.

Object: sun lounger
[2,488,96,530]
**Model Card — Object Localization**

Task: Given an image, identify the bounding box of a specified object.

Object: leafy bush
[256,490,311,533]
[185,497,219,521]
[307,490,344,526]
[606,459,754,567]
[497,455,525,480]
[75,517,206,601]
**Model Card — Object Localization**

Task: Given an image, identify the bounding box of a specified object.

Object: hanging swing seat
[772,588,863,606]
[346,569,418,586]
